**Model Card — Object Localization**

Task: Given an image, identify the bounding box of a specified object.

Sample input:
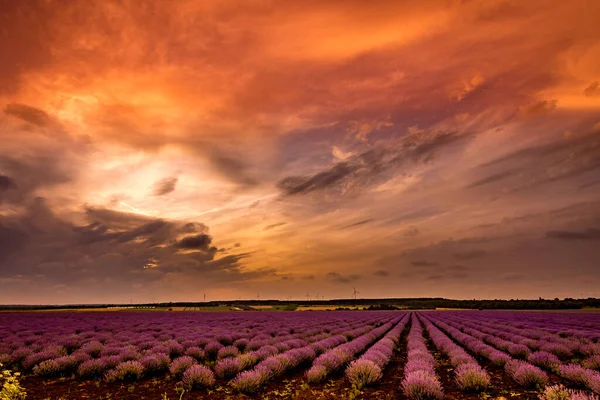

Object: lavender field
[1,311,600,399]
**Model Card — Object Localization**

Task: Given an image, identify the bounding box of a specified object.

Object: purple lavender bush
[505,359,548,388]
[583,355,600,371]
[169,356,196,378]
[105,360,144,381]
[203,341,223,361]
[402,370,444,400]
[230,369,265,393]
[214,357,243,379]
[184,346,204,361]
[558,364,600,388]
[345,359,382,389]
[454,363,490,392]
[489,350,511,367]
[33,359,62,377]
[508,343,532,359]
[140,353,170,375]
[540,384,599,400]
[217,345,240,359]
[306,364,328,383]
[181,365,215,390]
[81,341,104,358]
[77,358,111,379]
[529,351,561,371]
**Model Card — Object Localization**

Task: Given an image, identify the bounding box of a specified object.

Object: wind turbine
[352,287,359,300]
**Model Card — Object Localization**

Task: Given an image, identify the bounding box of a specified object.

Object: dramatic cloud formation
[151,176,178,196]
[1,0,600,303]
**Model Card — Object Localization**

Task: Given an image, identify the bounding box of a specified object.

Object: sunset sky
[1,0,600,304]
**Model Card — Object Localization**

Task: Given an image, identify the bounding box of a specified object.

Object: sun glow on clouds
[1,0,600,303]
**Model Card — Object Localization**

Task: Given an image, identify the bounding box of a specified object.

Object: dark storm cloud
[579,179,600,190]
[151,176,178,196]
[411,260,438,267]
[546,229,600,241]
[583,81,599,97]
[0,200,260,289]
[277,129,472,197]
[175,233,213,250]
[503,273,525,281]
[74,217,170,245]
[208,150,257,187]
[426,274,444,280]
[326,272,360,283]
[424,265,471,281]
[4,103,51,127]
[339,219,374,230]
[476,127,600,193]
[263,222,287,231]
[484,129,600,168]
[373,270,390,277]
[446,264,469,272]
[466,170,519,188]
[278,162,357,195]
[0,220,28,262]
[518,100,557,117]
[402,130,472,163]
[401,225,420,237]
[0,175,17,191]
[0,155,74,202]
[452,250,487,260]
[302,275,315,280]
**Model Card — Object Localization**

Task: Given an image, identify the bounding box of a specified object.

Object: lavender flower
[169,356,197,378]
[203,341,223,361]
[489,350,511,367]
[558,364,599,388]
[230,369,265,393]
[345,360,382,389]
[214,357,243,379]
[508,343,532,359]
[402,370,444,400]
[505,359,548,388]
[140,353,170,375]
[105,360,144,381]
[81,341,104,358]
[540,384,600,400]
[33,359,62,377]
[233,338,249,351]
[306,365,328,383]
[184,346,204,361]
[217,345,240,359]
[181,365,215,390]
[454,363,490,392]
[78,358,110,379]
[529,351,561,371]
[583,355,600,371]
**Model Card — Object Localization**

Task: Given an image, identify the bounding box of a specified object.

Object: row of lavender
[340,311,600,400]
[426,312,600,399]
[0,312,399,389]
[439,313,600,393]
[3,310,600,397]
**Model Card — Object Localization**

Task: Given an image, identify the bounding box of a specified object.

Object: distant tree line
[2,297,599,311]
